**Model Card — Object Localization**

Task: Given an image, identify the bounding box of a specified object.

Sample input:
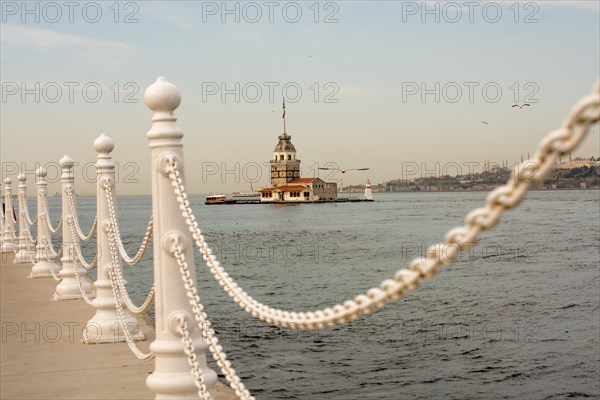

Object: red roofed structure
[289,178,316,184]
[259,115,337,203]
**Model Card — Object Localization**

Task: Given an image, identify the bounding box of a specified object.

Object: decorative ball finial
[18,173,26,182]
[144,76,181,113]
[59,155,74,168]
[4,177,12,185]
[94,133,115,154]
[36,167,47,178]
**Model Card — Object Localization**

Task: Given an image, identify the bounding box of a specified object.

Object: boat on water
[205,194,236,205]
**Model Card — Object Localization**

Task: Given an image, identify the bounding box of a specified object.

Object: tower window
[288,155,291,160]
[280,155,284,160]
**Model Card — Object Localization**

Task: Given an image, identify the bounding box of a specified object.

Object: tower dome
[273,132,297,162]
[274,132,296,153]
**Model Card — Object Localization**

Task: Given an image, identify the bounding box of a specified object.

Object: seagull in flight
[318,167,370,173]
[482,121,489,125]
[512,104,531,109]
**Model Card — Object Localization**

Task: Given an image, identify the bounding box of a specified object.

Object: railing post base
[14,250,36,264]
[30,260,61,278]
[0,243,17,253]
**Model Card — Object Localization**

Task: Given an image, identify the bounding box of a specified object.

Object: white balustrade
[83,134,144,343]
[0,186,4,248]
[1,177,17,253]
[14,174,36,263]
[53,156,94,300]
[144,77,217,398]
[30,167,61,278]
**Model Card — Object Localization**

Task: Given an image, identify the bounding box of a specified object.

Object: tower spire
[282,98,286,134]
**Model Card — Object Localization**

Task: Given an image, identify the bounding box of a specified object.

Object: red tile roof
[277,185,308,192]
[289,178,315,184]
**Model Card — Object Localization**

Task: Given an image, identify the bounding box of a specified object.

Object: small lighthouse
[364,180,374,201]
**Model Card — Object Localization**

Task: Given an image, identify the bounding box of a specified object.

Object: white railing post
[83,134,144,343]
[144,77,217,398]
[30,167,60,278]
[1,177,17,253]
[14,173,36,263]
[0,185,4,249]
[53,155,94,300]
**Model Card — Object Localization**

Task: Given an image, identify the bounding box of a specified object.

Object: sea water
[43,190,600,399]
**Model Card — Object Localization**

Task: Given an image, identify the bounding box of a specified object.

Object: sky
[1,0,599,195]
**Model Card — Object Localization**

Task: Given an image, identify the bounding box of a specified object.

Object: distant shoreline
[66,187,599,198]
[343,187,600,194]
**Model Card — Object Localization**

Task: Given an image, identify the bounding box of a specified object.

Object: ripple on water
[63,191,600,399]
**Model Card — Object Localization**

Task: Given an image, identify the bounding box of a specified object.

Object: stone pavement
[0,257,236,400]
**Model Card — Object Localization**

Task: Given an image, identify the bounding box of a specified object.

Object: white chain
[62,196,96,303]
[106,218,155,314]
[19,192,36,226]
[66,215,98,269]
[24,226,36,244]
[65,187,97,241]
[172,242,254,400]
[166,80,600,330]
[40,192,62,233]
[39,215,62,283]
[9,203,17,224]
[39,214,60,260]
[46,260,62,281]
[83,215,97,241]
[177,317,213,400]
[103,181,153,265]
[64,189,98,269]
[106,217,155,360]
[71,256,96,305]
[40,191,62,233]
[19,203,37,244]
[102,180,155,314]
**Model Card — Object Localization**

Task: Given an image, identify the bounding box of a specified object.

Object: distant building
[259,104,337,202]
[556,158,600,169]
[259,176,337,202]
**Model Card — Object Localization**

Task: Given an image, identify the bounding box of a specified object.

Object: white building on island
[259,102,337,203]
